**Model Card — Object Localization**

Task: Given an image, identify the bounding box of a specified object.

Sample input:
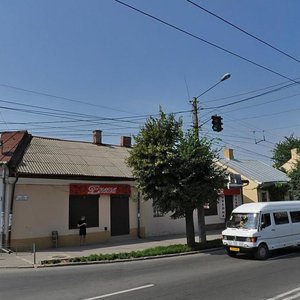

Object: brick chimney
[93,130,102,145]
[120,136,132,148]
[224,148,234,160]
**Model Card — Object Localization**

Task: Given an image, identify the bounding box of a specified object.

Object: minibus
[222,201,300,259]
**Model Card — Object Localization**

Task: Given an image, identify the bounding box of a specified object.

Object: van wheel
[255,243,269,260]
[226,249,237,257]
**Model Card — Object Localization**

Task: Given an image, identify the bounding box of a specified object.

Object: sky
[1,0,300,165]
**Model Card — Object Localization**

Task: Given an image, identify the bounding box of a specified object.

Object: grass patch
[41,238,222,265]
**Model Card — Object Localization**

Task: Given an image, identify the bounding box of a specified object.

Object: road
[1,248,300,300]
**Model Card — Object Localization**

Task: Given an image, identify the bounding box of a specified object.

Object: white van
[222,201,300,259]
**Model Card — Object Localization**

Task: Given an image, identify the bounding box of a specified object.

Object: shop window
[69,195,99,229]
[204,201,218,216]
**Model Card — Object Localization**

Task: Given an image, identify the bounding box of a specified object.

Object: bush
[41,239,222,265]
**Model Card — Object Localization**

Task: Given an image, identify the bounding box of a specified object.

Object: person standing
[77,216,87,246]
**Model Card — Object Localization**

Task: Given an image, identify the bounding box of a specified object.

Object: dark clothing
[78,219,87,236]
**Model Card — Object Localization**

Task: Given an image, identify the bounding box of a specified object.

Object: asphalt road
[1,248,300,300]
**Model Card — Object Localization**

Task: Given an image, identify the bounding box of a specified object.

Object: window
[290,211,300,223]
[261,213,271,227]
[69,195,99,229]
[273,212,289,225]
[204,201,218,216]
[153,207,164,218]
[260,191,268,202]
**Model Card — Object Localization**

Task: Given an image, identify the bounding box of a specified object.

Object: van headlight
[246,237,257,243]
[222,235,227,240]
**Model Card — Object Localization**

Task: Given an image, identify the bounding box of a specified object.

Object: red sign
[70,184,131,196]
[223,188,240,196]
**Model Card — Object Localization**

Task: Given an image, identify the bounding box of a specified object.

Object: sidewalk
[0,230,222,269]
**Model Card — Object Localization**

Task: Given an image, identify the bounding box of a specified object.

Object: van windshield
[227,213,258,229]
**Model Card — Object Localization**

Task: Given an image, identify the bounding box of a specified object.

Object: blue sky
[1,0,300,164]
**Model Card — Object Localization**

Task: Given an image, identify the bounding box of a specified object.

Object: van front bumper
[223,244,258,254]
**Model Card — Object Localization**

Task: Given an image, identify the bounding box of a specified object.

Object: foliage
[126,110,227,246]
[267,183,290,201]
[289,162,300,199]
[41,239,222,264]
[272,135,300,170]
[127,110,227,219]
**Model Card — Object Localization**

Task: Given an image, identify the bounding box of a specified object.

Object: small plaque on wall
[15,195,28,201]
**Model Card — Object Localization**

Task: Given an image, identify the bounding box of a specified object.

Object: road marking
[267,287,300,300]
[82,284,155,300]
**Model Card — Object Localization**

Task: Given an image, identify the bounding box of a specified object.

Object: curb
[36,247,224,268]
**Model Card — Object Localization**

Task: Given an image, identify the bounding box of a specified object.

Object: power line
[187,0,300,64]
[114,0,300,84]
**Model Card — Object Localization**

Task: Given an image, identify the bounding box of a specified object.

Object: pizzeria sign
[70,184,131,196]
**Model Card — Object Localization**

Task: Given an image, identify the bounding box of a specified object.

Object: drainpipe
[7,174,18,248]
[0,166,7,249]
[137,191,141,239]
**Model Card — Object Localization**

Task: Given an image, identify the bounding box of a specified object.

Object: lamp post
[191,73,231,243]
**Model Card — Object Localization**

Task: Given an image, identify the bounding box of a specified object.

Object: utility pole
[191,73,231,243]
[191,96,206,243]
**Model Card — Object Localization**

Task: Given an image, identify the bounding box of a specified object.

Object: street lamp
[191,73,231,136]
[191,73,231,244]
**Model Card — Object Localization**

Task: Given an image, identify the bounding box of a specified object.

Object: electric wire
[187,0,300,64]
[114,0,300,85]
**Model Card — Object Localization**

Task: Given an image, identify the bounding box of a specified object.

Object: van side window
[261,213,271,227]
[290,211,300,223]
[273,212,289,225]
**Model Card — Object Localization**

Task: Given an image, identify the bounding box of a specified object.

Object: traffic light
[211,115,223,132]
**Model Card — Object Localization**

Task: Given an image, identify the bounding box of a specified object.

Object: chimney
[120,136,132,148]
[93,130,102,145]
[224,148,234,160]
[291,148,300,160]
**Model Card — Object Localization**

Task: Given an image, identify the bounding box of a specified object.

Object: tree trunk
[197,205,207,244]
[185,210,195,248]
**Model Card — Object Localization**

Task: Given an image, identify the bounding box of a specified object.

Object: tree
[272,135,300,170]
[127,110,227,247]
[289,162,300,199]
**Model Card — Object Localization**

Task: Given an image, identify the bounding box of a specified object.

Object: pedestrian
[77,216,87,246]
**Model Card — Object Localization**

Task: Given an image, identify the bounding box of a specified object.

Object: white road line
[267,287,300,300]
[82,284,155,300]
[284,292,300,300]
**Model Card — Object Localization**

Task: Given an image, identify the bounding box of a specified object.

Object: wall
[10,179,138,249]
[141,199,224,237]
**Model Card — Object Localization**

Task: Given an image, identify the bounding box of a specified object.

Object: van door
[260,213,276,250]
[272,211,292,248]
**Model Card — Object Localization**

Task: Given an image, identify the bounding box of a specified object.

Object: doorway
[110,195,130,236]
[225,195,234,221]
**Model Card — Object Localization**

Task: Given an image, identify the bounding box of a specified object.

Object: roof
[219,158,289,185]
[233,201,300,213]
[0,131,30,166]
[17,136,133,179]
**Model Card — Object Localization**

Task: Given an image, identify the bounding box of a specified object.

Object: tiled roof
[0,131,29,164]
[17,137,133,178]
[219,158,289,184]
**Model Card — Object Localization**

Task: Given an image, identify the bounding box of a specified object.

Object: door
[225,196,234,221]
[110,195,130,236]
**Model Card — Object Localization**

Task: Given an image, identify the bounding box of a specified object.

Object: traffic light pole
[191,73,231,243]
[191,96,207,243]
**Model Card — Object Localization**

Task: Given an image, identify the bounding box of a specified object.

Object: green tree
[289,162,300,199]
[272,135,300,170]
[127,110,227,247]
